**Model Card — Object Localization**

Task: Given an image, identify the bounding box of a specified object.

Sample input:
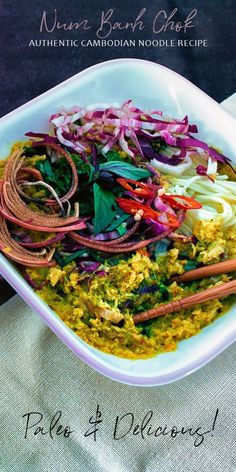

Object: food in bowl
[0,100,235,359]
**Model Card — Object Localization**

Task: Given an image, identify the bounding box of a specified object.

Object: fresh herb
[93,183,117,235]
[116,222,127,236]
[54,249,86,267]
[105,149,124,161]
[185,261,197,271]
[74,119,82,126]
[36,157,71,195]
[71,154,94,182]
[95,145,130,164]
[43,159,54,179]
[134,281,169,307]
[158,283,170,301]
[154,240,171,258]
[137,284,159,294]
[23,146,46,157]
[78,193,94,216]
[100,161,151,180]
[105,212,129,232]
[151,138,166,154]
[85,247,130,266]
[139,321,154,337]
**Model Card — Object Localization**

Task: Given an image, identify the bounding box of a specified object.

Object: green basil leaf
[99,161,151,180]
[95,145,133,164]
[93,183,117,235]
[61,250,87,267]
[105,149,123,161]
[116,222,127,236]
[54,250,86,267]
[43,159,54,178]
[71,154,94,180]
[105,213,129,231]
[35,161,45,174]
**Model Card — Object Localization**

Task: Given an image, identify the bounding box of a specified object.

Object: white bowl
[1,59,236,386]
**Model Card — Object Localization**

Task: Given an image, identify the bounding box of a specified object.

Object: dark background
[0,0,235,302]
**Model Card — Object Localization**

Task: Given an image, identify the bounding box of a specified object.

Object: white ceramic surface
[0,59,236,386]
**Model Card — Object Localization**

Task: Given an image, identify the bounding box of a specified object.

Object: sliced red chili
[116,198,179,228]
[116,198,159,219]
[161,194,202,210]
[117,178,155,198]
[159,212,180,228]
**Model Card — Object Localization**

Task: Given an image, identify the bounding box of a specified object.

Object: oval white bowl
[0,58,236,386]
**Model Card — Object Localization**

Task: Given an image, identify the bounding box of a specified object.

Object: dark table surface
[0,0,236,305]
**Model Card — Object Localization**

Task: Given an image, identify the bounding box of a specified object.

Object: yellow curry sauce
[24,219,236,359]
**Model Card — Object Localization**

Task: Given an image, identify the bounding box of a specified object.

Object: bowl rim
[1,57,236,125]
[1,57,236,386]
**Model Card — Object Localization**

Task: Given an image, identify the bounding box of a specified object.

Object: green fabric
[1,296,235,471]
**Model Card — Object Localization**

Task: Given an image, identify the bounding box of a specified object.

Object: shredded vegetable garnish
[47,101,231,168]
[0,100,235,269]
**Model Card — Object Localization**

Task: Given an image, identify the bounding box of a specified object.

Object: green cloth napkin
[1,95,236,472]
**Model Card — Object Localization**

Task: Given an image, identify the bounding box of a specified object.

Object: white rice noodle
[150,156,192,175]
[168,173,236,229]
[207,156,218,175]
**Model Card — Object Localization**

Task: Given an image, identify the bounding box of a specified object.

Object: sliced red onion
[159,130,177,146]
[141,141,183,165]
[56,127,86,153]
[102,117,190,134]
[79,261,101,272]
[119,128,135,158]
[123,191,145,203]
[128,129,145,158]
[62,241,84,252]
[177,210,187,225]
[144,164,160,178]
[95,270,106,277]
[145,219,169,236]
[11,228,33,243]
[178,148,187,158]
[23,273,45,290]
[50,107,86,127]
[196,165,215,182]
[20,232,66,248]
[154,196,175,215]
[72,122,95,135]
[176,137,231,164]
[26,132,58,144]
[196,165,208,175]
[92,144,98,170]
[61,131,76,141]
[102,127,121,154]
[86,110,105,119]
[91,230,120,241]
[45,101,201,164]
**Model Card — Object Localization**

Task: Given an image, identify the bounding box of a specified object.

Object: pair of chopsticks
[133,259,236,324]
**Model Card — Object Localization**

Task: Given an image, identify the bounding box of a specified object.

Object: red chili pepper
[117,198,158,219]
[117,178,155,198]
[116,198,179,228]
[161,194,202,210]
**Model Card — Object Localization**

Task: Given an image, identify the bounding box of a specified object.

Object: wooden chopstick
[133,279,236,324]
[171,259,236,283]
